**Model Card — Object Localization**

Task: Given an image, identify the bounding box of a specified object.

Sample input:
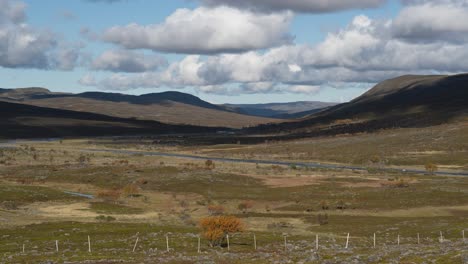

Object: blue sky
[0,0,466,104]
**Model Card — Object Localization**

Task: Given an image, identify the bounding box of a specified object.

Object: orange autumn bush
[199,215,244,247]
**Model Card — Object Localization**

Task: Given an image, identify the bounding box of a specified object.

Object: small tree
[200,216,244,247]
[425,163,438,175]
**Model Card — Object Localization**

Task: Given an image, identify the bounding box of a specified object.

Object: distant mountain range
[223,101,336,118]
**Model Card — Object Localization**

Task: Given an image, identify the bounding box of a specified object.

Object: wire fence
[2,229,466,256]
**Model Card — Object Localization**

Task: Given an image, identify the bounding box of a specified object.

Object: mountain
[0,88,278,128]
[0,100,220,139]
[223,101,336,118]
[249,73,468,136]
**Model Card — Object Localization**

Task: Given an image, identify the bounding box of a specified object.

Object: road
[83,148,468,177]
[1,141,466,176]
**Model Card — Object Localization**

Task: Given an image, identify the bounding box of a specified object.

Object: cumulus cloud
[200,0,386,13]
[0,0,82,70]
[91,50,167,72]
[0,0,26,24]
[81,0,468,95]
[393,2,468,42]
[102,6,293,54]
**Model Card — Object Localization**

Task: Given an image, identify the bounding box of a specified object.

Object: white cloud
[0,0,82,70]
[82,1,468,95]
[102,6,294,54]
[78,74,97,86]
[288,85,321,94]
[91,49,167,72]
[393,2,468,42]
[0,0,26,24]
[200,0,386,13]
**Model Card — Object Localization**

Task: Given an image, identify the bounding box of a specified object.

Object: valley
[0,74,467,263]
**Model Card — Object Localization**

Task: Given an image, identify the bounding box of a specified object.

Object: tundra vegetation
[0,124,467,263]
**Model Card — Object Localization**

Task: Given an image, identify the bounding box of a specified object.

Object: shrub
[336,200,346,210]
[237,200,254,213]
[396,178,410,188]
[205,160,215,170]
[96,189,121,202]
[200,216,244,247]
[1,201,18,210]
[320,200,329,210]
[383,177,410,188]
[77,154,89,165]
[179,200,189,208]
[425,163,438,175]
[207,204,225,216]
[122,184,140,197]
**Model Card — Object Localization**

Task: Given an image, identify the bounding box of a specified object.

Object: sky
[0,0,467,104]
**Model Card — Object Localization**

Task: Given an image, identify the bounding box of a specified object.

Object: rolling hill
[0,100,220,139]
[0,88,278,128]
[249,73,468,136]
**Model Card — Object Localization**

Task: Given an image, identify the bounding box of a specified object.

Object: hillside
[224,101,336,118]
[0,101,220,139]
[249,73,468,136]
[0,89,278,128]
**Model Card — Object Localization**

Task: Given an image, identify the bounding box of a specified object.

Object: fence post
[197,235,201,253]
[226,234,230,251]
[417,233,420,245]
[315,234,319,251]
[397,234,400,246]
[283,234,287,251]
[463,230,465,242]
[133,236,140,252]
[345,233,350,249]
[56,240,59,252]
[88,235,91,253]
[439,231,444,243]
[22,244,25,253]
[373,233,376,248]
[166,234,170,252]
[253,233,257,250]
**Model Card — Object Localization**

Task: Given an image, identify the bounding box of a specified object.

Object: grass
[0,222,198,262]
[89,202,144,215]
[197,122,468,168]
[0,221,465,263]
[0,136,467,263]
[0,185,82,206]
[2,165,468,211]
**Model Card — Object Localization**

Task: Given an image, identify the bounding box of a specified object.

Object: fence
[3,229,466,255]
